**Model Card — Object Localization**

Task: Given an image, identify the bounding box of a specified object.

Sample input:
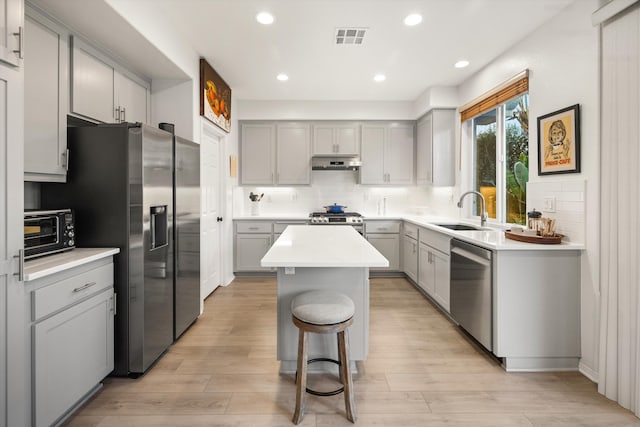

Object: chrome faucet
[457,191,488,227]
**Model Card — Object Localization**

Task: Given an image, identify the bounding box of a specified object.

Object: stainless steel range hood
[311,156,361,171]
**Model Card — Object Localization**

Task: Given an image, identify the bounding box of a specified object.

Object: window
[461,76,529,225]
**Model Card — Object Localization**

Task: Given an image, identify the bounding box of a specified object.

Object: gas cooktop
[308,212,363,224]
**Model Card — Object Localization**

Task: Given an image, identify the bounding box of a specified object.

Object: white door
[201,122,221,303]
[1,42,28,427]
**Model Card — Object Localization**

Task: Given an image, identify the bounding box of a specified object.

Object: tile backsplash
[526,179,586,244]
[233,171,460,218]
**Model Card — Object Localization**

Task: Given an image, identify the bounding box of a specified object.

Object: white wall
[237,100,415,121]
[152,79,194,139]
[455,0,601,379]
[106,0,201,140]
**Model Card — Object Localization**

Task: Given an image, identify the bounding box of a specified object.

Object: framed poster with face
[200,58,231,133]
[537,104,580,175]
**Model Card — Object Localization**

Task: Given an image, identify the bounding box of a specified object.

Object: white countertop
[261,225,389,267]
[234,214,309,220]
[24,247,120,281]
[235,213,585,251]
[401,215,585,251]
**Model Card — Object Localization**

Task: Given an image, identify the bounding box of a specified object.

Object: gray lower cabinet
[234,220,310,273]
[234,220,274,272]
[30,258,115,427]
[365,220,401,271]
[402,235,418,282]
[417,227,451,312]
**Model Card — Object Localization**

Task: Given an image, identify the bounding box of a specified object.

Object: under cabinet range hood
[311,156,361,171]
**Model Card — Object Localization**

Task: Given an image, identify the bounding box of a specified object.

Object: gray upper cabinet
[417,109,456,186]
[240,123,277,185]
[0,0,22,67]
[114,70,148,124]
[312,123,359,156]
[71,38,114,123]
[361,123,414,185]
[240,122,311,186]
[24,10,69,182]
[276,123,311,185]
[71,37,149,124]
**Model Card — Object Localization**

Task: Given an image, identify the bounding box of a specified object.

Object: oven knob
[323,217,329,223]
[68,231,75,238]
[68,239,75,246]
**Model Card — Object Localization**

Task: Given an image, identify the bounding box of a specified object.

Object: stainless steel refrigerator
[172,134,201,339]
[42,123,175,376]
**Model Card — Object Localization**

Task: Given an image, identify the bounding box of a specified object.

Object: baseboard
[579,361,599,383]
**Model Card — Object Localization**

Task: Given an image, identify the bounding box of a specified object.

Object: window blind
[460,76,529,122]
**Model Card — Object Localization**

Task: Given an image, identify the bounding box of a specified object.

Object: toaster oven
[24,209,75,259]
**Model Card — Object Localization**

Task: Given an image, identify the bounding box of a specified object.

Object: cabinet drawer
[236,221,272,233]
[403,222,419,239]
[33,262,114,321]
[273,221,307,233]
[365,221,400,234]
[419,227,451,254]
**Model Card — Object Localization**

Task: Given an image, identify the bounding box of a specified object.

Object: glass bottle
[527,209,542,232]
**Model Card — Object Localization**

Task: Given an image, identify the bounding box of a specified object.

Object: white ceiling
[30,0,575,101]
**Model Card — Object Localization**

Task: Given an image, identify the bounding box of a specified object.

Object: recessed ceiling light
[373,74,386,82]
[404,14,423,26]
[454,60,470,68]
[276,73,289,81]
[256,12,274,25]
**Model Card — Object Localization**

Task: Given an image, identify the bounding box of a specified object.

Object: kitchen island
[261,225,388,373]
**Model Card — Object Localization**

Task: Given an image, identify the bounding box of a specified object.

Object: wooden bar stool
[291,290,356,424]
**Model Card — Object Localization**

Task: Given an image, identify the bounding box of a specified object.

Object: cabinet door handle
[13,27,23,59]
[73,281,96,293]
[115,107,121,122]
[62,149,70,171]
[122,107,126,122]
[13,249,24,282]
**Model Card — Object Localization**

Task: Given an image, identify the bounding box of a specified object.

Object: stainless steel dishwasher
[450,239,493,352]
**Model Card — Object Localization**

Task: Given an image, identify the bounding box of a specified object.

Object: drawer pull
[248,227,259,230]
[73,282,96,293]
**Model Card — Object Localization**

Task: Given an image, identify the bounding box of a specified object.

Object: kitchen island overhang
[261,225,388,373]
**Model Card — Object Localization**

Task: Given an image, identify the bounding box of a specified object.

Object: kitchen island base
[276,267,369,374]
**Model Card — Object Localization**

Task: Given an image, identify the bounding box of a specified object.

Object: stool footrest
[297,358,345,397]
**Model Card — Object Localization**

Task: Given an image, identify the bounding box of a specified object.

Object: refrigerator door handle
[150,212,156,249]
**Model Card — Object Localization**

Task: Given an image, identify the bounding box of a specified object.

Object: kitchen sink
[433,223,483,231]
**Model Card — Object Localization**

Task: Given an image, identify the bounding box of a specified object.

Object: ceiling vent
[335,27,367,45]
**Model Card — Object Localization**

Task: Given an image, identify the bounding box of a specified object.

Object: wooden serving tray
[504,230,565,244]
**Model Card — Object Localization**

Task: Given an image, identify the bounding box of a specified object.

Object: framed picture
[537,104,580,175]
[200,58,231,133]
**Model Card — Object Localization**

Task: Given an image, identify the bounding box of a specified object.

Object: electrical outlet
[285,267,295,275]
[543,197,556,212]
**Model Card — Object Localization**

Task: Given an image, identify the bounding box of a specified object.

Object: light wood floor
[66,277,639,426]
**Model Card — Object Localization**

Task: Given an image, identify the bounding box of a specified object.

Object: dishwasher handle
[451,246,492,267]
